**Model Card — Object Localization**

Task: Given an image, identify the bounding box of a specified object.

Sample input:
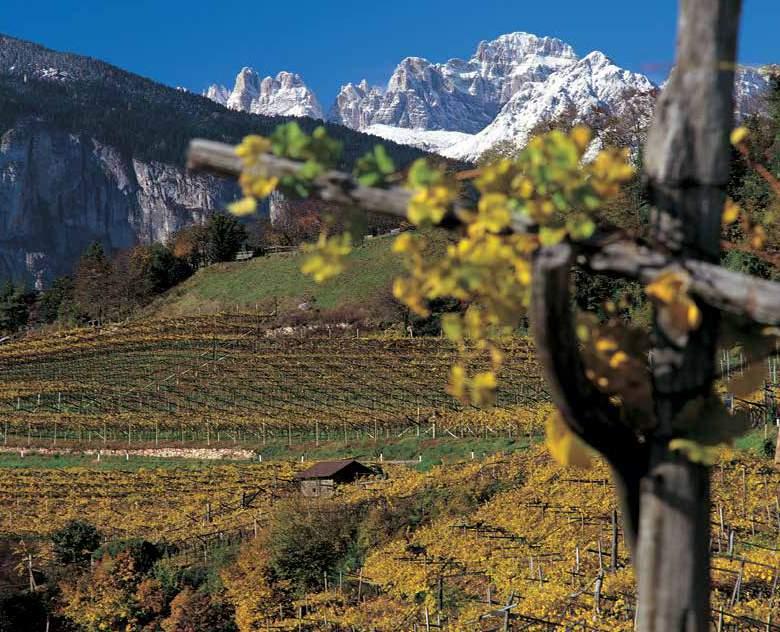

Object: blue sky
[3,0,778,106]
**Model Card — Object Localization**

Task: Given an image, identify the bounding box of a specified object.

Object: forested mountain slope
[0,34,425,286]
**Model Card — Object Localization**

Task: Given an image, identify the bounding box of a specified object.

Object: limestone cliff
[0,119,239,287]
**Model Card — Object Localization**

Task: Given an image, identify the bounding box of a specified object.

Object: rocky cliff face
[206,68,323,119]
[0,119,239,287]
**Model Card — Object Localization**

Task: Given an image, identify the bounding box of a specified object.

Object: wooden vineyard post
[502,591,514,632]
[611,508,619,572]
[635,2,739,629]
[776,421,780,466]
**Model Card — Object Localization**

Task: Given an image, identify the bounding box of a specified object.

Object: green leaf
[374,145,395,174]
[269,122,341,168]
[271,122,308,159]
[298,160,324,181]
[354,145,396,188]
[407,159,439,188]
[551,191,569,212]
[441,313,463,342]
[539,227,567,247]
[566,214,596,241]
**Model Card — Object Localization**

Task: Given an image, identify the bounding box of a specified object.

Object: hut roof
[294,459,372,480]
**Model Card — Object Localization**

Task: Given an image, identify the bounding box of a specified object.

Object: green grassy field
[0,452,234,470]
[150,234,407,320]
[236,433,534,469]
[734,428,777,458]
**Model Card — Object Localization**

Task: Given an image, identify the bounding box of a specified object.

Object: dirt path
[0,445,256,461]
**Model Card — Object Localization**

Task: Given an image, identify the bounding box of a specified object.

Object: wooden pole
[637,2,741,630]
[611,509,619,572]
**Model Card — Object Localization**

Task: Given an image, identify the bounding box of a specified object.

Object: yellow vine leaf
[447,364,467,401]
[722,198,740,224]
[233,134,279,209]
[545,411,592,468]
[235,134,272,158]
[750,224,767,250]
[645,268,701,343]
[570,125,592,153]
[668,439,720,466]
[407,186,453,225]
[228,196,258,217]
[730,126,749,146]
[470,371,497,407]
[300,233,353,283]
[645,269,687,304]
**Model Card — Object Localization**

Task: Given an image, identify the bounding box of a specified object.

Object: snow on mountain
[330,32,578,134]
[204,83,229,105]
[205,68,323,119]
[364,124,475,154]
[734,66,772,120]
[36,67,72,81]
[442,51,659,162]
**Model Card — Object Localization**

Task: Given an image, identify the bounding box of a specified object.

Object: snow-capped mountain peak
[205,67,323,120]
[734,66,772,120]
[204,83,229,105]
[331,31,581,134]
[204,31,772,162]
[441,50,659,161]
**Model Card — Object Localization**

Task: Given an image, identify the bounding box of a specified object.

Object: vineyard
[231,448,780,631]
[0,462,297,544]
[1,441,778,630]
[1,317,779,631]
[0,314,548,446]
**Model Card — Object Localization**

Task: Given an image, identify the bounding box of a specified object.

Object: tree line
[0,213,249,334]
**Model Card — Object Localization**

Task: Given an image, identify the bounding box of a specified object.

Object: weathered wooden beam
[531,243,649,554]
[188,138,412,218]
[582,239,780,326]
[186,138,532,230]
[187,139,780,329]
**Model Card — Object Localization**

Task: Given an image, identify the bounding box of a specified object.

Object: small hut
[294,459,373,497]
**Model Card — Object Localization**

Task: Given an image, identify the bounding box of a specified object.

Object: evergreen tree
[73,241,114,322]
[36,275,76,324]
[0,282,30,334]
[207,214,248,263]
